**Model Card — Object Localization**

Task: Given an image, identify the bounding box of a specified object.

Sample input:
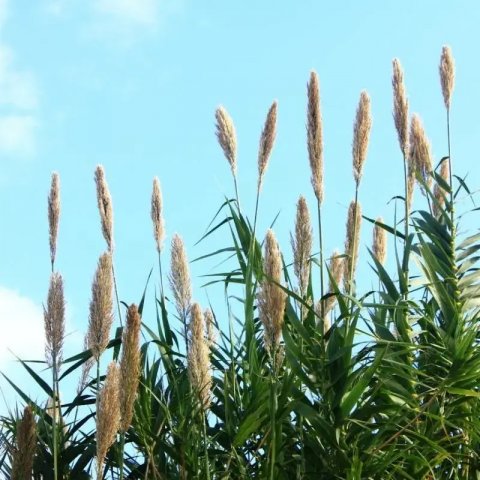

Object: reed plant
[3,45,480,480]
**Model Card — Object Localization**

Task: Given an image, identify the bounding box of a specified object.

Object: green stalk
[446,108,454,228]
[317,199,325,317]
[119,432,126,480]
[268,351,278,480]
[52,365,58,480]
[296,305,306,479]
[202,411,211,480]
[402,152,410,300]
[347,184,360,304]
[157,251,165,301]
[233,175,241,213]
[112,263,123,327]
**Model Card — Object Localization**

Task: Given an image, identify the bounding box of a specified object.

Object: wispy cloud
[94,0,159,27]
[0,116,37,155]
[88,0,183,45]
[0,287,44,366]
[0,1,39,158]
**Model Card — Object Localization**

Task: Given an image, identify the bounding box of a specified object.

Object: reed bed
[1,46,480,480]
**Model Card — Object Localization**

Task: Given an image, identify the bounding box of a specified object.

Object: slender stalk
[348,185,360,302]
[447,109,454,228]
[268,352,278,480]
[402,152,410,303]
[52,367,58,480]
[202,411,211,480]
[119,432,126,480]
[158,252,165,300]
[317,199,325,316]
[112,263,123,327]
[233,176,241,213]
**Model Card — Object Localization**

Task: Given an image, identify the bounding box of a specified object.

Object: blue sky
[0,0,479,407]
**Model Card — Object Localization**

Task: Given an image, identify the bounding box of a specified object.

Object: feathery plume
[409,114,433,192]
[352,91,372,186]
[257,101,278,191]
[315,300,331,337]
[343,201,362,292]
[433,159,450,217]
[78,337,94,394]
[290,195,313,297]
[392,59,409,158]
[94,165,114,252]
[439,45,455,110]
[119,304,142,433]
[372,218,387,265]
[11,405,36,480]
[151,177,165,253]
[96,362,120,480]
[215,106,237,177]
[204,308,217,348]
[169,234,192,321]
[44,272,65,371]
[48,172,61,269]
[323,251,344,317]
[307,71,324,202]
[188,303,212,411]
[87,252,114,361]
[258,229,286,355]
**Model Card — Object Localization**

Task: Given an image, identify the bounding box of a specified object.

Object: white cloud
[0,2,39,158]
[0,115,37,155]
[0,47,38,110]
[94,0,158,27]
[88,0,183,44]
[0,287,44,366]
[0,0,7,28]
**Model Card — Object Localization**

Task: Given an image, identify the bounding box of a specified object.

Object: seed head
[44,272,65,371]
[48,172,61,270]
[188,303,212,411]
[204,308,217,348]
[257,101,278,191]
[258,229,286,355]
[290,195,312,297]
[78,338,94,394]
[315,299,331,337]
[95,165,114,252]
[409,114,433,192]
[87,252,114,361]
[372,218,387,265]
[392,59,409,158]
[307,71,324,202]
[119,304,142,433]
[169,234,192,322]
[11,405,36,480]
[433,159,450,217]
[323,250,344,316]
[343,201,362,293]
[151,177,165,253]
[439,45,455,110]
[352,91,372,186]
[215,106,237,177]
[96,362,120,480]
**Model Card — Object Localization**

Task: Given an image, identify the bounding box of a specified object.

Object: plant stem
[52,365,58,480]
[202,411,211,480]
[119,432,126,480]
[158,251,165,301]
[268,352,278,480]
[233,175,241,213]
[112,262,123,327]
[317,199,325,318]
[347,184,360,304]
